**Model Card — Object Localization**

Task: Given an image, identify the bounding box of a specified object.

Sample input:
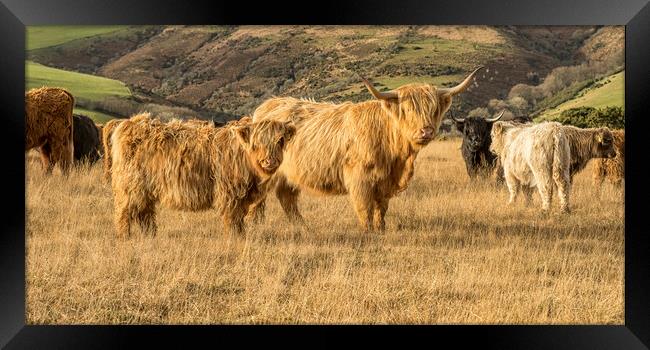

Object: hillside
[26,26,130,50]
[26,25,624,123]
[536,71,624,121]
[26,61,133,122]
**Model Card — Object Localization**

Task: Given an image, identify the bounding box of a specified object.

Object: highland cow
[451,110,505,181]
[593,129,624,189]
[251,67,484,231]
[110,113,295,237]
[490,121,616,214]
[72,114,102,164]
[25,87,75,174]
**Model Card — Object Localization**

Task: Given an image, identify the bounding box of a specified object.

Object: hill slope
[26,61,132,122]
[536,71,624,121]
[27,25,624,122]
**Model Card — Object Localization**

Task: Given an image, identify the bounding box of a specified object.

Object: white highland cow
[490,121,616,214]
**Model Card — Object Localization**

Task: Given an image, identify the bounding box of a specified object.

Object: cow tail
[552,129,570,184]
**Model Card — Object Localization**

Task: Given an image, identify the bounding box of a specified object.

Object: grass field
[26,61,132,122]
[27,26,129,50]
[538,71,624,121]
[25,138,624,324]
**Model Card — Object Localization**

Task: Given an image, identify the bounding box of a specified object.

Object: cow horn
[485,110,505,122]
[361,77,399,100]
[449,110,464,123]
[438,66,484,96]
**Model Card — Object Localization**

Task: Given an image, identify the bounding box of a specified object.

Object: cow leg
[534,172,554,214]
[275,178,305,224]
[114,199,132,238]
[373,196,389,232]
[248,199,266,224]
[39,142,54,174]
[136,205,157,237]
[504,172,520,206]
[223,205,247,237]
[49,135,73,175]
[522,186,535,207]
[348,182,374,232]
[553,168,571,214]
[495,163,505,186]
[592,163,605,199]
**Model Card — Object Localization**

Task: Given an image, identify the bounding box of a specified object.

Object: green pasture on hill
[538,71,624,121]
[26,61,132,122]
[26,26,129,50]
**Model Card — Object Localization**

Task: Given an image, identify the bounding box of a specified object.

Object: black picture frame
[2,0,649,348]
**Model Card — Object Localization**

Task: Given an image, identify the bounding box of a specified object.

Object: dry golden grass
[25,138,624,324]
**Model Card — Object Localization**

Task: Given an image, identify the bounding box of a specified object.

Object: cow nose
[262,158,278,168]
[421,127,433,138]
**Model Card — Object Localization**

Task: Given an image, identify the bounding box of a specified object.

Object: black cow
[73,114,102,164]
[452,111,506,182]
[452,112,534,183]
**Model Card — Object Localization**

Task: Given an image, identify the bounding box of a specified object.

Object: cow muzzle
[260,158,280,172]
[606,149,617,158]
[415,127,435,144]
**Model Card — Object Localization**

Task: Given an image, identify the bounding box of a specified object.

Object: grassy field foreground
[25,138,624,324]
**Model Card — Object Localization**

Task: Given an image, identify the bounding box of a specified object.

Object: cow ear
[492,121,505,137]
[235,125,251,147]
[283,121,296,143]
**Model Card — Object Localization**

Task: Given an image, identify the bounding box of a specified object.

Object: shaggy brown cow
[251,67,484,231]
[110,113,295,237]
[593,129,624,189]
[25,87,75,174]
[101,118,125,181]
[72,114,102,164]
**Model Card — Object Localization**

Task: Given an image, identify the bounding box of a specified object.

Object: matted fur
[251,82,460,231]
[101,118,125,181]
[25,87,75,174]
[491,121,616,213]
[593,129,624,188]
[110,113,295,237]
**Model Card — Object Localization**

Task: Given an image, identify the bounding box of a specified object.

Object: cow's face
[394,84,440,148]
[458,117,492,152]
[593,128,617,159]
[235,120,296,177]
[489,121,523,156]
[361,66,484,150]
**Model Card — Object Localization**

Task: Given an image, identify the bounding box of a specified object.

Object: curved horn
[485,110,505,123]
[361,77,399,100]
[449,110,464,123]
[438,66,485,96]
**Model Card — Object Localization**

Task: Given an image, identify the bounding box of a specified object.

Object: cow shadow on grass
[250,223,385,247]
[389,211,621,241]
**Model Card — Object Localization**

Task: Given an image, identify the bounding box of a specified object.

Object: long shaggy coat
[101,118,125,181]
[491,121,616,213]
[252,85,455,231]
[25,87,75,173]
[110,113,295,237]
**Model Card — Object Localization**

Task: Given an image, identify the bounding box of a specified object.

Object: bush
[556,106,624,129]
